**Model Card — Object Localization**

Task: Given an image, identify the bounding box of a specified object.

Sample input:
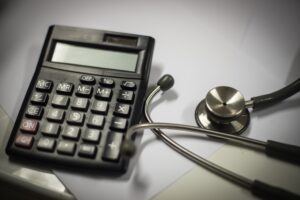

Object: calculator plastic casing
[6,25,155,172]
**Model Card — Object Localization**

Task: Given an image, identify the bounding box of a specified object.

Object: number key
[91,100,108,114]
[31,92,48,105]
[52,94,69,108]
[71,97,89,111]
[87,114,105,129]
[41,123,60,137]
[37,137,56,152]
[67,111,85,125]
[47,109,65,123]
[82,129,101,143]
[62,126,81,140]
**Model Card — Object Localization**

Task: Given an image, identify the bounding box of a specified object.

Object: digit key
[37,137,56,152]
[31,92,48,106]
[82,129,101,143]
[67,111,85,125]
[47,109,65,123]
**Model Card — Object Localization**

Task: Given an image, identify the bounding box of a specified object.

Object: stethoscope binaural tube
[195,78,300,135]
[121,75,300,200]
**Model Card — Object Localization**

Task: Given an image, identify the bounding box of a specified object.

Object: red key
[20,119,39,134]
[15,134,34,148]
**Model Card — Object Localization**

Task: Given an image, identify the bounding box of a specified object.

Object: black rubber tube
[251,180,300,200]
[251,78,300,109]
[265,140,300,164]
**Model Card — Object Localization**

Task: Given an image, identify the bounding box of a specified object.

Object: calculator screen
[51,42,138,72]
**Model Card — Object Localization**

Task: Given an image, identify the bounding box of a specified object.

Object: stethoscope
[121,75,300,200]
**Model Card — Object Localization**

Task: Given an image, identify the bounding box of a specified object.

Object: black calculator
[6,25,154,172]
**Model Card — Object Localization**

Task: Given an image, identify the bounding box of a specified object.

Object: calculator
[6,25,154,172]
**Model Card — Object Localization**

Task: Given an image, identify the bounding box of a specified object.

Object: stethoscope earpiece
[195,86,250,135]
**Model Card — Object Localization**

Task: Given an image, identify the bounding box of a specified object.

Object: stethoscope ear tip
[157,74,174,91]
[121,139,136,158]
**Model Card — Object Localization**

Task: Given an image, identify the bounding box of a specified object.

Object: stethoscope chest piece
[195,86,250,135]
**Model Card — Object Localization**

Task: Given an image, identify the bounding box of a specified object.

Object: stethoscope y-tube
[121,75,300,200]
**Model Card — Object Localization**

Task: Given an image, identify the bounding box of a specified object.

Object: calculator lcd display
[51,42,138,72]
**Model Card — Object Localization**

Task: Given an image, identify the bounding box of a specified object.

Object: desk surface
[0,1,299,200]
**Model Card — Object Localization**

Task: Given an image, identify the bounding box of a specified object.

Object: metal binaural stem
[125,85,265,189]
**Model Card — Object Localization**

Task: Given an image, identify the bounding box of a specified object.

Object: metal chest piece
[195,86,250,135]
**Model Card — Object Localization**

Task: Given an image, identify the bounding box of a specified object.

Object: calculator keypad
[11,75,139,171]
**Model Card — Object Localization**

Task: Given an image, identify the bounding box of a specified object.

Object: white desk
[0,1,299,199]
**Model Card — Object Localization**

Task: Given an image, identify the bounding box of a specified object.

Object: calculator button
[110,117,127,131]
[41,123,60,137]
[87,114,105,129]
[99,78,115,88]
[62,126,81,140]
[56,82,74,95]
[118,90,134,103]
[31,92,48,106]
[82,129,101,143]
[57,141,76,155]
[47,109,65,123]
[36,79,53,92]
[15,134,34,149]
[20,119,39,134]
[52,94,69,109]
[37,137,56,152]
[114,103,131,117]
[91,100,108,115]
[102,132,123,161]
[95,87,112,100]
[25,105,44,119]
[76,84,93,98]
[67,111,85,125]
[78,144,97,158]
[71,97,89,111]
[121,81,136,91]
[80,75,96,85]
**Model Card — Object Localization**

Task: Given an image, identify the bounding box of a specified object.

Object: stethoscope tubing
[124,84,300,199]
